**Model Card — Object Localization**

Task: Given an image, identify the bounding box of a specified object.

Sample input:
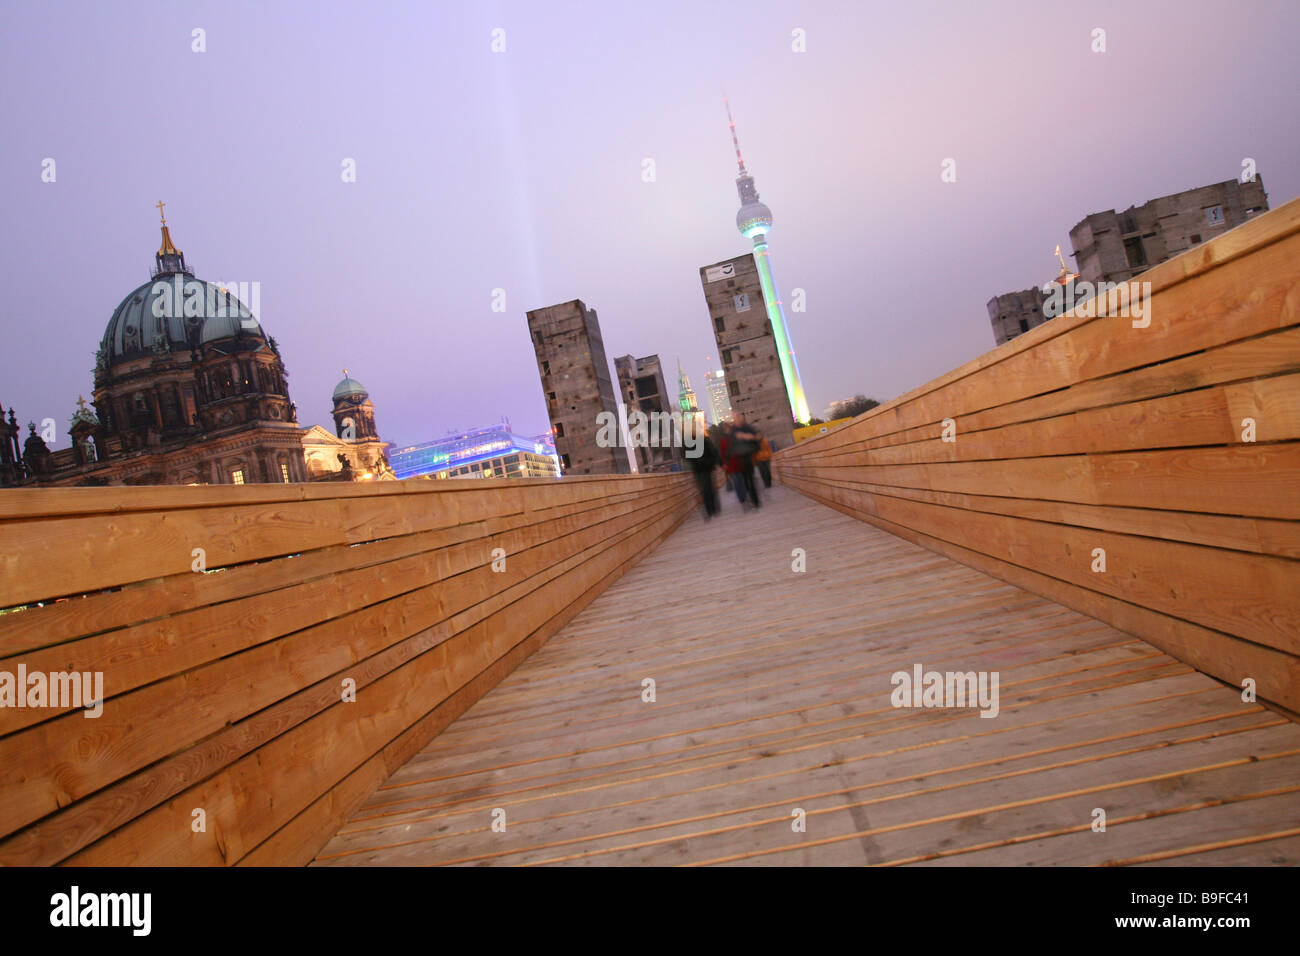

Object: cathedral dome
[332,375,368,401]
[100,218,266,368]
[100,276,194,364]
[200,301,265,344]
[100,274,265,365]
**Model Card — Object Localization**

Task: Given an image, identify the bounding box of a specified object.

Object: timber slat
[0,471,695,863]
[311,485,1300,866]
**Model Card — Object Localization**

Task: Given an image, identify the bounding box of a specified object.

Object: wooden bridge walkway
[313,484,1300,866]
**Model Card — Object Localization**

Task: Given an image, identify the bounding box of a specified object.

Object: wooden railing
[0,473,694,864]
[777,198,1300,713]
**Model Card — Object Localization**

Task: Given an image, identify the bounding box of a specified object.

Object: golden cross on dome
[75,395,88,412]
[343,368,349,377]
[155,200,167,224]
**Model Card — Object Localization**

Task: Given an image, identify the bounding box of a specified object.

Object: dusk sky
[2,0,1297,448]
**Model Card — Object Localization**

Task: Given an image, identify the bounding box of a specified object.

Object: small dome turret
[332,374,368,401]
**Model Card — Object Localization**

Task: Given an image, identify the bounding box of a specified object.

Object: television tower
[724,99,811,424]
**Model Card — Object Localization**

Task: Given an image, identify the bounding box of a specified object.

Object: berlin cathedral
[0,209,393,487]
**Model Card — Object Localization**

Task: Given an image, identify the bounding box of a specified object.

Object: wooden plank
[793,373,1300,469]
[788,481,1300,711]
[0,473,684,608]
[0,483,684,731]
[784,479,1300,653]
[0,470,667,519]
[58,487,693,864]
[0,485,652,657]
[781,478,1300,558]
[0,485,691,843]
[0,492,687,865]
[782,443,1300,520]
[242,500,690,866]
[800,326,1300,460]
[309,485,1300,866]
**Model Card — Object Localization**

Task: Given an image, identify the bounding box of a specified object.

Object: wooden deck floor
[312,483,1300,866]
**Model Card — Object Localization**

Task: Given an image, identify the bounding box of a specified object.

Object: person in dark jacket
[685,417,720,517]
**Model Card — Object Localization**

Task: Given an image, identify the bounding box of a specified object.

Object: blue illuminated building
[389,419,559,481]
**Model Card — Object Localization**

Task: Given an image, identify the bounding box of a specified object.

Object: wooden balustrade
[0,472,694,864]
[777,198,1300,713]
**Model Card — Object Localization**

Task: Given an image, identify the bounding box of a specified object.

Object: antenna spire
[724,97,747,176]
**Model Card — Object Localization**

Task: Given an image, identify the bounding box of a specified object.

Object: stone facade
[1,220,311,487]
[988,287,1051,346]
[302,424,393,481]
[613,353,680,473]
[1070,177,1269,287]
[700,253,795,449]
[526,299,630,475]
[305,374,393,481]
[0,221,403,489]
[987,177,1269,345]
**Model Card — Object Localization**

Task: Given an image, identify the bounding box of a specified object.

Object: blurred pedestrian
[685,417,720,518]
[754,432,773,489]
[721,413,761,509]
[718,421,736,498]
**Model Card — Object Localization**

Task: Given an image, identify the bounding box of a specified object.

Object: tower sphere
[736,201,773,239]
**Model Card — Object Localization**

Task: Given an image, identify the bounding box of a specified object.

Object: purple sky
[2,0,1297,449]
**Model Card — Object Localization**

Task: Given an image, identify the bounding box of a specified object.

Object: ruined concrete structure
[988,176,1270,345]
[526,299,630,475]
[613,353,680,473]
[988,286,1051,347]
[1070,177,1269,287]
[701,253,795,449]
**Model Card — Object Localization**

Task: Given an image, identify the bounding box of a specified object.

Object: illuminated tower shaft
[726,99,811,424]
[751,236,808,423]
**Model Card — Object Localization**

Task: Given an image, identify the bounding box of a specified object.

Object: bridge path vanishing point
[313,484,1300,866]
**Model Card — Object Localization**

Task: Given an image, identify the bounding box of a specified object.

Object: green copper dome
[100,275,265,365]
[332,375,368,401]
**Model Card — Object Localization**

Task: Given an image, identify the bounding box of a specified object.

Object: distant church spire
[677,358,699,414]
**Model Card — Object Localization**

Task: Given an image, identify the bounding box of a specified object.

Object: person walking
[686,418,720,518]
[754,433,773,489]
[721,414,761,509]
[718,422,736,500]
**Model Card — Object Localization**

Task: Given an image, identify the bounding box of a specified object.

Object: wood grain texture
[777,199,1300,712]
[0,473,695,864]
[312,485,1300,866]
